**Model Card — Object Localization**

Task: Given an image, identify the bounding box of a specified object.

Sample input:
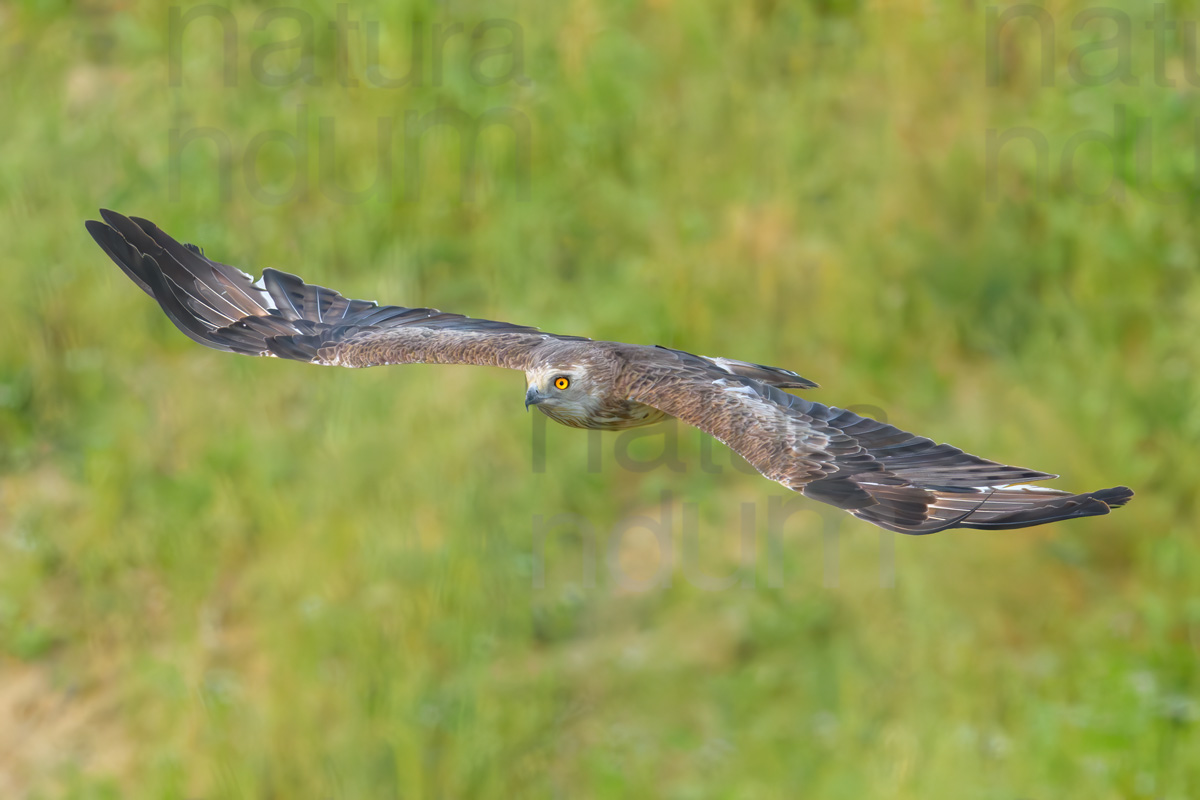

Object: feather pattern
[86,210,1133,534]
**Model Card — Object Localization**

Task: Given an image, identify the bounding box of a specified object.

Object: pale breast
[539,400,669,430]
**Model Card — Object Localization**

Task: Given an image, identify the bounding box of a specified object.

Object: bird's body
[86,210,1133,534]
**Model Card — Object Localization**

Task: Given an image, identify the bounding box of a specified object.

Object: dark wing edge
[653,346,818,390]
[85,210,578,371]
[622,347,1132,534]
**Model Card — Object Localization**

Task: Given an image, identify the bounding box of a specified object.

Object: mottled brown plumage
[86,210,1133,534]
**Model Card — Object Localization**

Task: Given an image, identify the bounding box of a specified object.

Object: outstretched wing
[620,347,1132,533]
[86,210,584,371]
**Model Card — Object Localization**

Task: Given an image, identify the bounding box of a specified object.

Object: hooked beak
[525,386,546,410]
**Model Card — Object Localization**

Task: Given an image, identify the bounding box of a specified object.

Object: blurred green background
[1,0,1197,797]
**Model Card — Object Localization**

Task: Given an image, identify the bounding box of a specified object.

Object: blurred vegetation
[0,0,1197,797]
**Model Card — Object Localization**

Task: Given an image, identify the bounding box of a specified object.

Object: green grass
[0,0,1197,797]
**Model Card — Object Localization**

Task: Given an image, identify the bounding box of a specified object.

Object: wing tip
[1092,485,1134,509]
[949,484,1134,532]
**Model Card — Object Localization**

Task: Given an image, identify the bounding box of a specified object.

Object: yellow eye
[554,376,570,390]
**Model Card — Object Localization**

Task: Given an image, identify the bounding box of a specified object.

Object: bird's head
[524,365,604,427]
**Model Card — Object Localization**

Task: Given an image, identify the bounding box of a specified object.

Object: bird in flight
[86,210,1132,534]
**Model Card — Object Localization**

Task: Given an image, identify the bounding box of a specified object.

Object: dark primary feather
[86,210,577,370]
[620,347,1132,534]
[86,210,1133,534]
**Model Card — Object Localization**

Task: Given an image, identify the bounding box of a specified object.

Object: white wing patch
[250,274,280,311]
[989,483,1063,493]
[712,378,759,397]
